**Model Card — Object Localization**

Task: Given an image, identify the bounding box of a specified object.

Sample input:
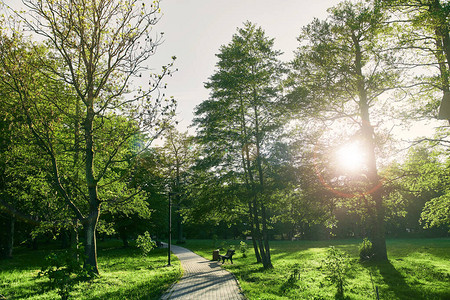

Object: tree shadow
[370,260,418,300]
[91,280,168,300]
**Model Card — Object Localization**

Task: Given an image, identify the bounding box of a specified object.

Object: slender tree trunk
[247,201,262,263]
[120,230,129,248]
[242,132,265,264]
[0,216,5,259]
[71,220,80,261]
[254,105,273,268]
[32,237,38,250]
[260,202,272,266]
[253,195,271,268]
[6,216,14,259]
[238,94,262,263]
[60,230,69,249]
[176,211,183,242]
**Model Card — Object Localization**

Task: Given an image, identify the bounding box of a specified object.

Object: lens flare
[336,142,365,172]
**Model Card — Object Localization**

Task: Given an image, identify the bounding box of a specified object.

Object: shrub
[322,246,350,298]
[359,238,374,261]
[38,246,95,300]
[239,241,248,258]
[136,231,156,256]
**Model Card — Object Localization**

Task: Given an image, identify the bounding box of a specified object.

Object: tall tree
[194,22,297,268]
[1,0,175,273]
[378,0,450,121]
[377,0,450,237]
[289,1,400,260]
[158,127,197,242]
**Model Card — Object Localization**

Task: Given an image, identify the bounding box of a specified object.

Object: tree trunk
[6,216,14,259]
[120,230,129,248]
[31,237,38,250]
[253,196,272,269]
[254,105,273,269]
[60,230,70,249]
[260,202,273,268]
[71,221,80,261]
[84,210,99,273]
[371,188,387,260]
[248,201,261,263]
[176,211,184,242]
[353,32,388,261]
[84,100,100,274]
[0,216,4,259]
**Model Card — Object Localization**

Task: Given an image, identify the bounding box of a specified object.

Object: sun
[336,142,365,172]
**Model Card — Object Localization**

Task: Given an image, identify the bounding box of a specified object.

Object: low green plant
[359,238,374,261]
[38,246,95,300]
[136,231,156,256]
[280,263,301,293]
[322,246,350,299]
[239,241,248,258]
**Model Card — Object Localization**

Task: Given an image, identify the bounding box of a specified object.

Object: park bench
[218,249,235,264]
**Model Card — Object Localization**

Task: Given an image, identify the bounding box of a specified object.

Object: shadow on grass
[0,280,50,300]
[223,262,276,284]
[371,260,417,300]
[89,275,177,300]
[0,248,51,272]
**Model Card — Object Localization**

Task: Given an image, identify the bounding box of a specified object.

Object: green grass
[0,240,182,299]
[184,238,450,300]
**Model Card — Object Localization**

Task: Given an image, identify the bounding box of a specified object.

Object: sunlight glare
[336,142,365,172]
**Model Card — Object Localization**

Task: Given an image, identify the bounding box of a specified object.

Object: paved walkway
[160,245,245,300]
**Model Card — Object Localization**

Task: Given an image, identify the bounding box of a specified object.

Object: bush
[359,238,374,261]
[239,241,248,258]
[136,231,156,256]
[322,246,350,298]
[38,246,95,300]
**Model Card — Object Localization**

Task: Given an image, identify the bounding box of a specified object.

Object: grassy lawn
[0,240,181,299]
[184,238,450,300]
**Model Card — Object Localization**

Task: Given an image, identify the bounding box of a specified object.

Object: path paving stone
[160,245,245,300]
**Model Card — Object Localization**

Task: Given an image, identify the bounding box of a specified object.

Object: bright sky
[151,0,343,130]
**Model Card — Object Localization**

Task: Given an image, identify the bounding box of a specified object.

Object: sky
[150,0,343,130]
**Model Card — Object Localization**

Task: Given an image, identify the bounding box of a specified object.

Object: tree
[377,0,450,236]
[194,22,298,268]
[289,1,400,260]
[0,28,69,257]
[1,0,175,273]
[384,144,450,233]
[158,127,197,242]
[378,0,450,120]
